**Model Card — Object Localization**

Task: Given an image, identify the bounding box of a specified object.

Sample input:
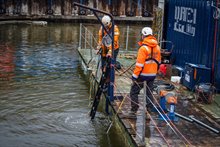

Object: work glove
[131,76,137,82]
[106,50,112,58]
[131,76,138,86]
[96,45,101,50]
[106,53,112,58]
[95,45,101,54]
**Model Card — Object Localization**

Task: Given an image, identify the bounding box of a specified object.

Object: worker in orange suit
[96,15,120,68]
[130,27,161,114]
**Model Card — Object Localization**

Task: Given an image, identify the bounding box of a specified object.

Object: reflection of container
[183,63,211,90]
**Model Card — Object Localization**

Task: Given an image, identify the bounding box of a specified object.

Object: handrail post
[90,32,93,59]
[85,27,87,49]
[78,23,82,49]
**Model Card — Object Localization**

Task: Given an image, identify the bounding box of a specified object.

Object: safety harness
[100,27,112,55]
[142,44,160,71]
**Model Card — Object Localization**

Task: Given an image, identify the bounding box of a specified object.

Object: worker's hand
[95,49,100,55]
[94,45,101,54]
[106,52,112,58]
[96,45,101,50]
[131,76,138,86]
[131,76,137,82]
[106,50,112,58]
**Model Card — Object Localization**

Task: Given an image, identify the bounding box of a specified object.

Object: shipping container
[164,0,220,90]
[215,17,220,90]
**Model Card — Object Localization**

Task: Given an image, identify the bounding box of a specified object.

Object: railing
[78,23,200,147]
[78,23,143,52]
[78,22,147,146]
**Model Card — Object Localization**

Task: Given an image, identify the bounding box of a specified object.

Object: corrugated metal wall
[165,0,215,67]
[164,0,219,90]
[0,0,157,17]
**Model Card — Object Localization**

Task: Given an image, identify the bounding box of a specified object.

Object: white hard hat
[141,27,153,36]
[101,15,111,27]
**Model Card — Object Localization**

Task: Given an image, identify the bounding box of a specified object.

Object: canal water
[0,23,144,147]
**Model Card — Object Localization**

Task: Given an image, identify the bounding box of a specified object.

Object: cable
[113,80,171,146]
[144,82,192,146]
[81,24,191,146]
[126,78,191,146]
[115,65,191,146]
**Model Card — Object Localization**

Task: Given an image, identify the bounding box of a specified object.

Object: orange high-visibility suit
[98,25,120,58]
[132,35,161,80]
[130,35,161,112]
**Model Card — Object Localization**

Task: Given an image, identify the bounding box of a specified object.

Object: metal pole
[175,112,193,122]
[189,115,220,134]
[79,23,82,49]
[90,32,93,59]
[125,25,129,51]
[50,0,52,9]
[85,27,87,49]
[211,0,219,84]
[74,1,115,110]
[96,0,98,9]
[74,3,114,40]
[137,0,142,16]
[109,17,115,102]
[48,0,52,10]
[159,0,165,42]
[0,0,4,13]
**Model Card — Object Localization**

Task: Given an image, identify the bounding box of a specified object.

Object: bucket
[171,76,181,84]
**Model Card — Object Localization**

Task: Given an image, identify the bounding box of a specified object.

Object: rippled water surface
[0,23,128,147]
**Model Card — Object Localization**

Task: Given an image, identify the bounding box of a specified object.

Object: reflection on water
[0,44,15,81]
[0,23,128,147]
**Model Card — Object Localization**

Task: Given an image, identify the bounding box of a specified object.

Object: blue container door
[164,0,215,67]
[214,13,220,91]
